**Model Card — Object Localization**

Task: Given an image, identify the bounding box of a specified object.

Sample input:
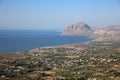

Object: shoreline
[0,36,93,54]
[0,39,120,79]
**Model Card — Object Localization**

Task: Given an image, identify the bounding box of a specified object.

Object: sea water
[0,30,92,53]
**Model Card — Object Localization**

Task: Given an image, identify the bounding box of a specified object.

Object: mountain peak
[62,22,93,36]
[72,22,91,29]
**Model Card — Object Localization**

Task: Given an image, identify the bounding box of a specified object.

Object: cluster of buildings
[0,41,120,80]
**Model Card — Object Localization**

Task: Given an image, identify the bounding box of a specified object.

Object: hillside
[0,41,120,80]
[93,26,120,41]
[62,22,120,41]
[62,22,93,36]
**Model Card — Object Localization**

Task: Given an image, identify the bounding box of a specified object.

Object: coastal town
[0,41,120,80]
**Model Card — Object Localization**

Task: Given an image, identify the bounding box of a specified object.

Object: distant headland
[62,22,120,41]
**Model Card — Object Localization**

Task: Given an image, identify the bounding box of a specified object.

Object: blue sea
[0,30,92,54]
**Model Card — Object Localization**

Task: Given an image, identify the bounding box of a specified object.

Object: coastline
[0,39,120,79]
[0,30,92,54]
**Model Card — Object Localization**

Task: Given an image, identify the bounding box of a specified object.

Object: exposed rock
[61,22,93,36]
[93,26,120,41]
[62,22,120,41]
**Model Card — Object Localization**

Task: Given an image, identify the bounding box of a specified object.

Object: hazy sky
[0,0,120,30]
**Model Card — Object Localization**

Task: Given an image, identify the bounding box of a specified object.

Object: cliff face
[62,22,93,36]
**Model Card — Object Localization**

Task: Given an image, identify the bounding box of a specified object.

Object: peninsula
[62,22,120,41]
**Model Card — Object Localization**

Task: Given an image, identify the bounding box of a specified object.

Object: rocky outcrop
[62,22,93,36]
[62,22,120,41]
[93,26,120,41]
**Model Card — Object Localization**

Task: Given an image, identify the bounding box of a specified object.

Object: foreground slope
[0,41,120,80]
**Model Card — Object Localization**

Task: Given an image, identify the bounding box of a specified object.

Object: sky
[0,0,120,30]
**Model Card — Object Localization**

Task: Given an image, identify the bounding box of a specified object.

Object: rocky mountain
[62,22,120,41]
[62,22,93,36]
